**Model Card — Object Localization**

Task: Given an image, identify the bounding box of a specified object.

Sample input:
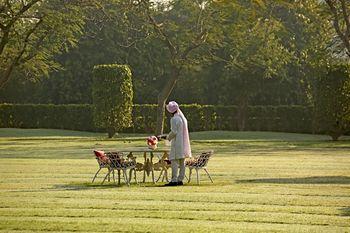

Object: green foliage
[0,104,94,131]
[0,0,334,109]
[0,0,97,88]
[134,104,315,134]
[131,104,159,133]
[215,1,293,78]
[92,64,133,137]
[314,64,350,140]
[0,104,316,134]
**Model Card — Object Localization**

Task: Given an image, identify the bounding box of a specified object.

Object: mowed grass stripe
[0,205,344,216]
[1,192,349,212]
[1,183,349,196]
[0,214,348,229]
[1,158,349,176]
[0,205,349,224]
[0,129,349,232]
[1,216,349,233]
[1,188,350,203]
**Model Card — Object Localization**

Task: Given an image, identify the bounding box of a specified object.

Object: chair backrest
[105,152,125,168]
[196,151,213,167]
[93,150,110,167]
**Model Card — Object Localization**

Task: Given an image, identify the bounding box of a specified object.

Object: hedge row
[0,104,95,131]
[0,104,314,133]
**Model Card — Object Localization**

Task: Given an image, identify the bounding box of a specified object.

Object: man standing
[160,101,192,186]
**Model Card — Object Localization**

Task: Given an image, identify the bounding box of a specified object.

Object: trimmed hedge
[92,64,133,137]
[0,104,95,131]
[0,104,315,134]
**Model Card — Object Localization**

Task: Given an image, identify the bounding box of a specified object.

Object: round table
[118,148,170,184]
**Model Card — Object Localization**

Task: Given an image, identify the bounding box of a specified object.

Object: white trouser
[170,158,185,182]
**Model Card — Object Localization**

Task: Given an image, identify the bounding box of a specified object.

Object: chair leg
[122,169,130,186]
[92,168,102,183]
[151,169,155,184]
[156,169,163,183]
[128,168,138,184]
[196,169,200,185]
[162,171,166,182]
[188,168,192,183]
[204,168,213,183]
[133,168,138,184]
[102,169,111,184]
[184,173,189,182]
[164,169,169,182]
[112,170,115,182]
[129,169,133,183]
[118,170,121,185]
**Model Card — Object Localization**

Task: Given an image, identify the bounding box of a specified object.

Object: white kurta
[167,114,185,160]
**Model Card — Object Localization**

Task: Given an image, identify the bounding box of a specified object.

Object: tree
[314,64,350,140]
[92,64,133,138]
[0,0,97,89]
[120,0,220,134]
[324,0,350,58]
[209,0,293,130]
[278,0,332,105]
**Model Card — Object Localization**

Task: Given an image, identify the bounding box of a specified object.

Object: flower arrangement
[147,136,158,150]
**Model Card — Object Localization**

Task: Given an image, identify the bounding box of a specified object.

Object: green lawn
[0,128,349,233]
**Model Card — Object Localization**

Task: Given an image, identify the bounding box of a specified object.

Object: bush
[92,64,133,138]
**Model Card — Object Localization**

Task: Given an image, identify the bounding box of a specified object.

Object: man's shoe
[164,182,177,186]
[177,181,184,186]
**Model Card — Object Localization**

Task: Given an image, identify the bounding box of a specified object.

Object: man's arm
[167,117,179,141]
[156,134,167,140]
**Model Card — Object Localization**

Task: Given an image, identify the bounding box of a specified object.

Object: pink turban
[166,101,192,158]
[166,101,179,113]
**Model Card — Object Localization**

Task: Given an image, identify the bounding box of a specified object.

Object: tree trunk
[330,130,342,141]
[330,134,340,141]
[107,127,116,138]
[0,65,14,89]
[155,67,180,135]
[156,98,167,136]
[329,123,343,141]
[325,0,350,57]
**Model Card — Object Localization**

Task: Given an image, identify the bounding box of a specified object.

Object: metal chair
[92,150,112,183]
[186,151,214,184]
[103,152,137,186]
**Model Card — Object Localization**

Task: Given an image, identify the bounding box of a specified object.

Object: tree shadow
[237,176,350,184]
[339,207,350,216]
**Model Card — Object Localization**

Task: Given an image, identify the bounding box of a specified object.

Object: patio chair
[92,150,112,183]
[186,151,214,184]
[102,152,137,186]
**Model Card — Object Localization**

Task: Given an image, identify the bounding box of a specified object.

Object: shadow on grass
[53,181,222,190]
[52,182,128,191]
[237,176,350,184]
[339,207,350,216]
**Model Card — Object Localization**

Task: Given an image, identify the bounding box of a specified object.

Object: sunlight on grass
[0,129,349,232]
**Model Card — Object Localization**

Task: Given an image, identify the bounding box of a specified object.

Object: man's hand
[156,134,167,141]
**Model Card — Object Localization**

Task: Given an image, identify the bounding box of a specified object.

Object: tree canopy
[1,0,349,137]
[0,0,99,88]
